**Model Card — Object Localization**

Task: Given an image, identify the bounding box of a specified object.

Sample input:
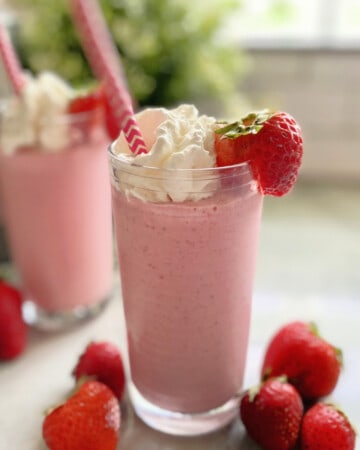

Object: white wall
[240,49,360,182]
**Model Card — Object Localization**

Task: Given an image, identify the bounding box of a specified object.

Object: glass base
[128,382,239,436]
[22,294,111,331]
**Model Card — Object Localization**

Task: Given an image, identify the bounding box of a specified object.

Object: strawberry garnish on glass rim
[215,110,303,196]
[67,85,105,137]
[68,86,104,115]
[68,85,120,140]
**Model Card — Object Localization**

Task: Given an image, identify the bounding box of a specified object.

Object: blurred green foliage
[13,0,246,110]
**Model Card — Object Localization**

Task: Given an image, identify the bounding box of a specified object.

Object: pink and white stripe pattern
[0,24,24,96]
[70,0,147,155]
[106,72,148,154]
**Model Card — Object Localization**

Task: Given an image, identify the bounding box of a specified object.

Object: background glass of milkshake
[109,105,263,435]
[0,73,114,330]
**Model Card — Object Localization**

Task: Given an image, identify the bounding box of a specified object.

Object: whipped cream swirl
[111,104,218,202]
[0,72,74,154]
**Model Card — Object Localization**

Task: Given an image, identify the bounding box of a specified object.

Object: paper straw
[106,72,148,155]
[70,0,147,155]
[0,24,24,95]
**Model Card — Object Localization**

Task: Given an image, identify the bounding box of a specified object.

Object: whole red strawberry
[42,380,120,450]
[68,86,105,136]
[68,86,104,115]
[72,341,125,400]
[300,403,356,450]
[215,110,303,196]
[240,377,303,450]
[70,85,120,140]
[261,321,342,401]
[0,279,26,360]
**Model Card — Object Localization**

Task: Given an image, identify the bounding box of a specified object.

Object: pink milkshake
[109,105,264,435]
[0,72,113,330]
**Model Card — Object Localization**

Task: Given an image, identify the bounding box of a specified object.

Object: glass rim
[38,109,101,126]
[107,143,251,175]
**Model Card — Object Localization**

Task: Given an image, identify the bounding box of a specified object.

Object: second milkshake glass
[109,146,263,436]
[0,106,114,330]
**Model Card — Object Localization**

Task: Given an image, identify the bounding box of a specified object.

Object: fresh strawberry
[68,87,104,115]
[67,86,105,137]
[214,132,251,167]
[72,341,125,401]
[240,377,303,450]
[215,110,303,196]
[68,86,120,140]
[0,279,26,360]
[42,380,120,450]
[300,403,356,450]
[261,321,342,401]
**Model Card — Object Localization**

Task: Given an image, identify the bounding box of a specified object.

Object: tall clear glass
[0,107,114,330]
[109,148,263,436]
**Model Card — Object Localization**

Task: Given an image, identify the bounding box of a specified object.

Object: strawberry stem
[215,109,274,139]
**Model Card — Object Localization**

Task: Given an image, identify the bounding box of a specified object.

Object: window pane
[220,0,360,47]
[337,0,360,39]
[221,0,323,44]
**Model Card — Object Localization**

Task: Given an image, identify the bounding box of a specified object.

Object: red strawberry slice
[215,110,303,196]
[42,380,120,450]
[300,403,356,450]
[240,377,304,450]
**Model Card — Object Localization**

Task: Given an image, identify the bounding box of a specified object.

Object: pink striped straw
[70,0,147,155]
[0,24,24,96]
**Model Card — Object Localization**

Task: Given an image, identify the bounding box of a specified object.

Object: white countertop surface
[1,281,359,450]
[1,182,359,450]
